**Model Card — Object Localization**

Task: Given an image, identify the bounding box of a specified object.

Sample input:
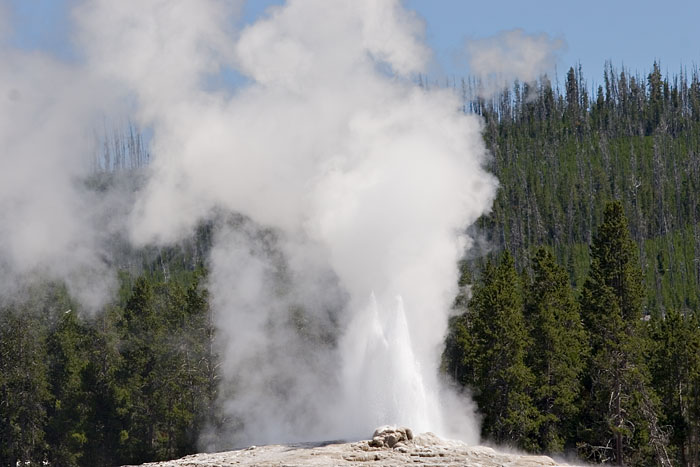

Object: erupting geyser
[341,295,435,437]
[1,0,498,449]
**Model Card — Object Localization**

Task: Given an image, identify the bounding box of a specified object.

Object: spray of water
[340,294,435,437]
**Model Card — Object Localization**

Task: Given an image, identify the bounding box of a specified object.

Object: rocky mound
[129,426,577,466]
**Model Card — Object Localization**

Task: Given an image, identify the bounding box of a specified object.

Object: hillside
[467,62,700,313]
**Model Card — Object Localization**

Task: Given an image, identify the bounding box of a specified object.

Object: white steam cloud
[0,28,127,308]
[466,28,566,96]
[2,0,499,447]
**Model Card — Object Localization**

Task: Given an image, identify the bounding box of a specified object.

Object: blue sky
[5,0,700,85]
[408,0,700,83]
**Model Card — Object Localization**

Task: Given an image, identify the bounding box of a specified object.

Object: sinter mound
[128,426,579,466]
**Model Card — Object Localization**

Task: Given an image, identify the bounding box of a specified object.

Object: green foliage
[0,306,50,466]
[0,262,218,466]
[441,261,475,385]
[525,247,587,452]
[454,63,700,462]
[443,248,590,456]
[578,201,669,465]
[649,309,700,466]
[45,306,91,466]
[443,204,692,465]
[468,63,700,314]
[114,272,218,464]
[461,253,540,450]
[580,202,645,342]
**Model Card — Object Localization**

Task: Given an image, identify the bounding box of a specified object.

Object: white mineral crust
[127,427,580,467]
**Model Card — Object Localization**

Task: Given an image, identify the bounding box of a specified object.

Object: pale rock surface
[128,427,580,467]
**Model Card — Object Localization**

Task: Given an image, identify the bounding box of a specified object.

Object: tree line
[444,201,700,465]
[463,62,700,314]
[0,266,219,466]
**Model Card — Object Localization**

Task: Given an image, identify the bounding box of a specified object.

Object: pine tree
[0,307,50,465]
[649,309,700,466]
[579,201,670,465]
[525,247,587,452]
[647,62,664,133]
[115,274,215,462]
[116,275,159,463]
[79,305,127,467]
[182,270,219,447]
[45,308,91,466]
[442,261,477,386]
[467,252,540,449]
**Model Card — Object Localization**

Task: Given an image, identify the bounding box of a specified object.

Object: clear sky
[4,0,700,85]
[407,0,700,83]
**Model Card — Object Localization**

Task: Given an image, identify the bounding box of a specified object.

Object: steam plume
[466,28,566,96]
[0,26,127,308]
[3,0,498,446]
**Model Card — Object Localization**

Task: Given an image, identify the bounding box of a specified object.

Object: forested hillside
[444,202,695,465]
[468,62,700,313]
[444,62,700,466]
[0,240,218,466]
[4,62,700,466]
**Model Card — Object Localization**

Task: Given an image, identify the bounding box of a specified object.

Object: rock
[127,427,581,466]
[369,425,413,448]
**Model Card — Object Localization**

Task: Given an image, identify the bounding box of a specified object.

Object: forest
[3,62,700,466]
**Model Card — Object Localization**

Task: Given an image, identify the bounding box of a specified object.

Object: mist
[0,20,131,309]
[2,0,497,447]
[466,28,566,97]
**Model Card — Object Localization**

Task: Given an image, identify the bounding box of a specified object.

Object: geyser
[340,295,435,437]
[80,0,498,446]
[2,0,498,448]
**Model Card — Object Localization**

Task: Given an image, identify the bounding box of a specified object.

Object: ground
[128,428,579,467]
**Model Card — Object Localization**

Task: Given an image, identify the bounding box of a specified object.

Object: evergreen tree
[148,280,200,460]
[79,305,129,467]
[525,247,587,453]
[181,270,220,446]
[114,273,217,463]
[467,252,540,449]
[0,307,50,465]
[115,275,160,463]
[649,309,700,466]
[464,62,700,312]
[442,262,476,386]
[578,201,670,465]
[45,308,91,466]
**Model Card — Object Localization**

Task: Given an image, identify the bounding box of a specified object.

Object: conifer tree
[79,307,126,467]
[182,270,220,442]
[115,274,216,462]
[0,308,50,465]
[579,201,670,465]
[467,252,540,450]
[116,275,159,463]
[442,262,476,386]
[45,308,91,466]
[649,309,700,466]
[525,247,587,453]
